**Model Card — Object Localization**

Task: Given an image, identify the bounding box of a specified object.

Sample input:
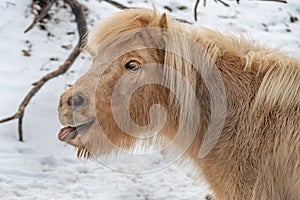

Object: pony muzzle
[58,119,94,141]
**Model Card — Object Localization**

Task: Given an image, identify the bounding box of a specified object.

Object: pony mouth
[58,119,94,141]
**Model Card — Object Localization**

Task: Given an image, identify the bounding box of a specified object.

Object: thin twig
[24,0,55,33]
[253,0,287,3]
[0,0,87,141]
[194,0,208,21]
[101,0,129,9]
[194,0,200,21]
[214,0,230,7]
[175,18,192,24]
[194,0,286,21]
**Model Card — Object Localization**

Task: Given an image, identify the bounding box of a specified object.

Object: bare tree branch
[24,0,56,33]
[0,0,87,141]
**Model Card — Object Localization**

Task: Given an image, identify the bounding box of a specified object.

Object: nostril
[68,94,85,108]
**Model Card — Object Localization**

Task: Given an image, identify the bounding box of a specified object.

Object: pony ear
[159,13,167,29]
[140,13,167,49]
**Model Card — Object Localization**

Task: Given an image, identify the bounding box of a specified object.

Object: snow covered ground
[0,0,299,199]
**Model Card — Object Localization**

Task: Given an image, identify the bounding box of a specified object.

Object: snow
[0,0,299,199]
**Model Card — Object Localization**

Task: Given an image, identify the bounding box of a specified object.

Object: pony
[57,9,300,200]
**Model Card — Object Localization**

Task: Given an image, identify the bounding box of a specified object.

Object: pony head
[57,8,224,163]
[57,9,183,158]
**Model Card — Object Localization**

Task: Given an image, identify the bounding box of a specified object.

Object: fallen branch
[24,0,55,33]
[0,0,87,141]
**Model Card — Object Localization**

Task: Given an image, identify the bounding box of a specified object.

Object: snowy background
[0,0,299,199]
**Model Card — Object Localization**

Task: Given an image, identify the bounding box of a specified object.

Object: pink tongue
[58,126,75,140]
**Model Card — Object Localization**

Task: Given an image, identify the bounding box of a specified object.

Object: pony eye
[124,60,141,72]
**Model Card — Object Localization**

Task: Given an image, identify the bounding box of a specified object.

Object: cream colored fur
[58,9,300,200]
